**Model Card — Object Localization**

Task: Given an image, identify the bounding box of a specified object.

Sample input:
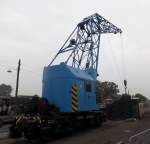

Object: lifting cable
[120,34,128,93]
[106,33,128,94]
[100,36,119,84]
[106,34,124,90]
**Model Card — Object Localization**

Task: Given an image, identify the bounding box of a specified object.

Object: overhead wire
[0,61,42,78]
[21,63,42,77]
[0,64,16,71]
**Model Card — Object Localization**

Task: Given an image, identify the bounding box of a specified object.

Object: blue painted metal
[49,13,122,73]
[42,13,122,112]
[42,63,96,112]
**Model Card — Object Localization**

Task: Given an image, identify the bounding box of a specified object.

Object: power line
[0,62,42,78]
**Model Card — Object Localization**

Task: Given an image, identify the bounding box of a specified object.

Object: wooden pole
[15,59,21,98]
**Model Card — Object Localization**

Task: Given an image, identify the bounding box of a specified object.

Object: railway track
[0,125,9,139]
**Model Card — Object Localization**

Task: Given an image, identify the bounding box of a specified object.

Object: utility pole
[15,59,21,98]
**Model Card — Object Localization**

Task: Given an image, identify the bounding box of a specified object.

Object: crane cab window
[85,81,92,92]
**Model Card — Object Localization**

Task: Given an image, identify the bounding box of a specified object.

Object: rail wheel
[9,126,22,138]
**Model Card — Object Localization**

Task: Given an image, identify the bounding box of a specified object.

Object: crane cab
[42,62,97,112]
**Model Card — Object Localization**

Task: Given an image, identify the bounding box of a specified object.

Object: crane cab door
[71,80,96,112]
[84,80,96,110]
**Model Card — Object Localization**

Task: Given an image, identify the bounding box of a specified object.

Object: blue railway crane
[9,13,122,141]
[42,13,122,112]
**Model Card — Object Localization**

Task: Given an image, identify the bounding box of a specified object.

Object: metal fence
[129,129,150,144]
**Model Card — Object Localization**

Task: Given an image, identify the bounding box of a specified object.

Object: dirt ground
[1,113,150,144]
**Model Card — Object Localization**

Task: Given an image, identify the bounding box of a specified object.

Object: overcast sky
[0,0,150,97]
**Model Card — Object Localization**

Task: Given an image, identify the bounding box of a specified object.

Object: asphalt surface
[1,114,150,144]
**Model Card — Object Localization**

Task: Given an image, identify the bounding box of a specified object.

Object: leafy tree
[96,80,120,103]
[0,84,12,96]
[134,93,148,102]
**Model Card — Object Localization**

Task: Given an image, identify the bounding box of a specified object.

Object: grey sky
[0,0,149,97]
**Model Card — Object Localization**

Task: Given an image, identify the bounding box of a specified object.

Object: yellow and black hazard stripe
[71,85,78,112]
[15,115,23,124]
